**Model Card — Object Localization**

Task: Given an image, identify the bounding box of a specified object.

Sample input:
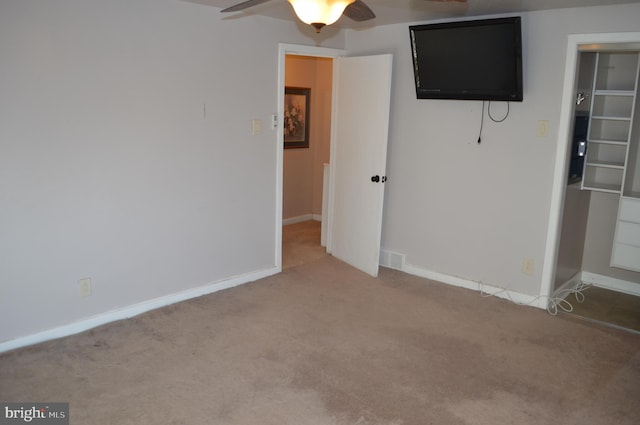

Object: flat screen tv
[409,17,523,101]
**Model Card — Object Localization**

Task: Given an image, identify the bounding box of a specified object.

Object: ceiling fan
[222,0,468,33]
[222,0,376,33]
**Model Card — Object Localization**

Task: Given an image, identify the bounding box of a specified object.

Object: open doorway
[548,34,640,332]
[276,45,393,276]
[280,50,336,270]
[282,54,332,269]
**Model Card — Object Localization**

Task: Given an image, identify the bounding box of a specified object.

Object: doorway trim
[541,32,640,302]
[275,43,346,270]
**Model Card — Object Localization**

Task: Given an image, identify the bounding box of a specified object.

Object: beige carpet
[1,254,639,424]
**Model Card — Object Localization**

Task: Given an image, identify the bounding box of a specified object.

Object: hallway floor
[282,220,326,270]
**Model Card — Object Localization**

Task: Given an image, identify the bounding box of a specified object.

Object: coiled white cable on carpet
[479,281,592,316]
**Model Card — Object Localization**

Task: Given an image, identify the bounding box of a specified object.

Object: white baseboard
[0,266,279,354]
[282,214,321,225]
[380,247,546,309]
[401,263,547,309]
[581,271,640,296]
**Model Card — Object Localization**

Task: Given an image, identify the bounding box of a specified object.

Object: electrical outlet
[522,259,534,275]
[536,120,549,138]
[251,119,262,135]
[79,278,92,297]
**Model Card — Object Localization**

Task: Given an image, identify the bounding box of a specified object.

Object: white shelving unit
[580,51,640,272]
[581,52,639,194]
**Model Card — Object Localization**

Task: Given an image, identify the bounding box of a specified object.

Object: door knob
[371,175,380,183]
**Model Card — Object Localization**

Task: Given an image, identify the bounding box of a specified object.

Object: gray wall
[345,3,640,296]
[0,0,344,344]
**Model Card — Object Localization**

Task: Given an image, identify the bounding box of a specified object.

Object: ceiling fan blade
[221,0,273,13]
[343,0,376,22]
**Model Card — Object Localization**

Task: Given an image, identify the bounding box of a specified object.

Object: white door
[328,54,393,277]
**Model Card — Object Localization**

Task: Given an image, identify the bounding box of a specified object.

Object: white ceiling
[184,0,640,29]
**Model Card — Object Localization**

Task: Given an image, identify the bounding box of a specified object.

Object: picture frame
[284,87,310,149]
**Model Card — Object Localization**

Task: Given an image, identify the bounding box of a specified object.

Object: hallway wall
[283,55,333,221]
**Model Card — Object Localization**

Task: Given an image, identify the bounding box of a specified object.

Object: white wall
[0,0,344,345]
[345,3,640,296]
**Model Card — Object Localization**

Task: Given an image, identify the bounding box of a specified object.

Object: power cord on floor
[479,281,592,316]
[547,281,592,315]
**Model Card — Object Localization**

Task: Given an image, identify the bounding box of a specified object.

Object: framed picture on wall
[284,87,310,149]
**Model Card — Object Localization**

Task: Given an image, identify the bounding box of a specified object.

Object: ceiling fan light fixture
[287,0,355,32]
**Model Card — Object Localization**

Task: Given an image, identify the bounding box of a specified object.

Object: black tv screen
[409,17,523,101]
